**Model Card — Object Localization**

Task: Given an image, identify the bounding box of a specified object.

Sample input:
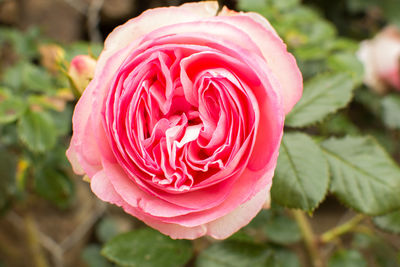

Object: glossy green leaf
[328,250,367,267]
[17,110,57,153]
[381,94,400,130]
[286,73,355,127]
[373,210,400,234]
[271,132,329,211]
[102,228,193,267]
[321,136,400,215]
[196,241,270,267]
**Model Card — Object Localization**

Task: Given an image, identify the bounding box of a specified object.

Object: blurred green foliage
[0,26,101,209]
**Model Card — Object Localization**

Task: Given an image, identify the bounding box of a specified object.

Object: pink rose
[357,26,400,93]
[68,55,97,93]
[66,1,302,239]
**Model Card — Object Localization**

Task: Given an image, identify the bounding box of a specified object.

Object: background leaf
[102,228,193,267]
[328,250,367,267]
[82,244,112,267]
[264,211,301,244]
[0,89,27,124]
[381,94,400,130]
[34,165,74,208]
[17,110,57,153]
[265,249,300,267]
[196,241,270,267]
[373,210,400,234]
[286,73,355,127]
[271,132,330,211]
[321,136,400,215]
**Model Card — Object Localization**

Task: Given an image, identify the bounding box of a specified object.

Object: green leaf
[327,52,364,84]
[321,113,359,136]
[264,212,301,244]
[321,136,400,215]
[196,241,270,267]
[265,249,300,267]
[49,106,73,136]
[0,89,27,124]
[381,94,400,130]
[352,232,399,267]
[102,228,193,267]
[82,244,112,267]
[271,132,329,211]
[328,250,367,267]
[2,62,23,89]
[17,110,57,153]
[0,27,39,60]
[22,62,54,92]
[373,210,400,234]
[352,233,374,250]
[286,73,355,127]
[34,166,74,208]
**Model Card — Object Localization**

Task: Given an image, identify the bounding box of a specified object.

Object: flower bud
[68,55,97,93]
[357,26,400,93]
[39,44,65,74]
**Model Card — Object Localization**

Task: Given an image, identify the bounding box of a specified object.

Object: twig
[24,213,49,267]
[60,0,87,15]
[320,214,365,243]
[60,200,106,250]
[292,210,323,267]
[0,230,20,261]
[87,0,104,43]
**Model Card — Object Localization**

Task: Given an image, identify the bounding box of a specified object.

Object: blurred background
[0,0,399,266]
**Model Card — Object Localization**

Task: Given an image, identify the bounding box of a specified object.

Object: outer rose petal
[65,144,84,175]
[98,1,218,71]
[91,169,271,239]
[206,184,271,239]
[66,81,102,177]
[216,9,303,114]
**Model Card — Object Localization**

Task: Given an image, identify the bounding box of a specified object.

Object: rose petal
[213,14,303,114]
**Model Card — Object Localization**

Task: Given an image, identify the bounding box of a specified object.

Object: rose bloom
[67,1,302,239]
[357,26,400,93]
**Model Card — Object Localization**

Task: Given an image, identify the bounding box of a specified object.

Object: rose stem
[291,210,323,267]
[320,214,365,243]
[24,213,49,267]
